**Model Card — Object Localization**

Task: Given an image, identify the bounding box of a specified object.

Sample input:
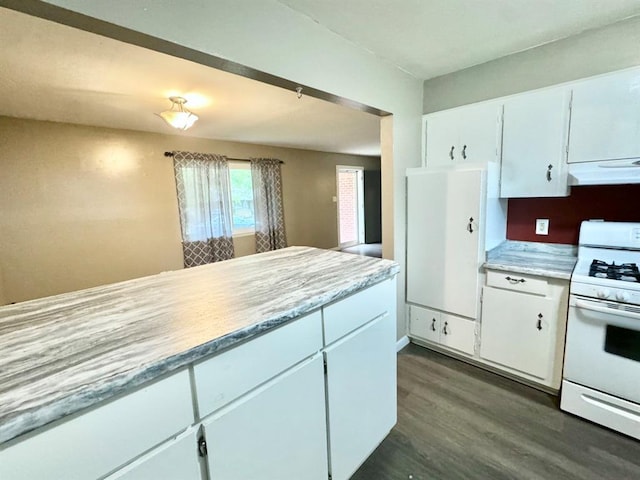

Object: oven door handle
[574,299,640,329]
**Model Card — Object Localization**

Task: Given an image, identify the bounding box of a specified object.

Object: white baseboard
[396,335,410,352]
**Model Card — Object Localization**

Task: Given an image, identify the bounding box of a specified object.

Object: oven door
[564,295,640,404]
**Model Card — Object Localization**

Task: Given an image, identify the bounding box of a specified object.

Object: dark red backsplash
[507,184,640,245]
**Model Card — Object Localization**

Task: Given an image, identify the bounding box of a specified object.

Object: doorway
[337,166,365,248]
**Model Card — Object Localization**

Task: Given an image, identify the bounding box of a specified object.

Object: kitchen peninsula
[0,247,399,480]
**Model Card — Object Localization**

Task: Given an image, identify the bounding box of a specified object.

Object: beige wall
[0,116,380,304]
[0,263,6,305]
[423,16,640,113]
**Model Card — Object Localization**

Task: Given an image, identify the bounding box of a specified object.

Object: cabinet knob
[443,321,449,335]
[449,146,455,160]
[467,217,474,233]
[462,145,467,160]
[546,164,553,182]
[536,313,543,331]
[431,318,437,331]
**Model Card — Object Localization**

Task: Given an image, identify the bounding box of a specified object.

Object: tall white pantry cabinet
[407,102,507,358]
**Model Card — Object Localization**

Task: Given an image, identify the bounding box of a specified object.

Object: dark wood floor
[352,343,640,480]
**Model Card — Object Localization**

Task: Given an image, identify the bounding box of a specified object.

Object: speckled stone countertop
[0,246,398,444]
[484,241,577,280]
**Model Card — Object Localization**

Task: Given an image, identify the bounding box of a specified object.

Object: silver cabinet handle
[431,318,437,331]
[467,217,474,233]
[462,144,467,159]
[546,164,553,182]
[505,276,525,284]
[536,313,543,331]
[449,146,455,160]
[443,321,449,335]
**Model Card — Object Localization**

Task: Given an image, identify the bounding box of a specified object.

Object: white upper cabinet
[424,103,502,167]
[568,68,640,163]
[424,109,459,167]
[500,88,571,198]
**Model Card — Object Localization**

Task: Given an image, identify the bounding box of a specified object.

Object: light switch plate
[536,218,549,235]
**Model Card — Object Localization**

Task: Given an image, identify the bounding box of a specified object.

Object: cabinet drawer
[323,279,393,345]
[486,270,548,296]
[409,305,440,343]
[440,314,476,355]
[0,370,194,480]
[194,310,322,418]
[106,429,201,480]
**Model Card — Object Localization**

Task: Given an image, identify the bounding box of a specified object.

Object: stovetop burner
[589,260,640,283]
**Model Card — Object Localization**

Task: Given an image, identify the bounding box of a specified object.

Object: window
[229,162,255,235]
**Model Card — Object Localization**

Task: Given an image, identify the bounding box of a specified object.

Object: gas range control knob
[596,289,611,299]
[615,291,629,302]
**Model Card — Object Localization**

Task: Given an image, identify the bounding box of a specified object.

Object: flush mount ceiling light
[157,96,198,130]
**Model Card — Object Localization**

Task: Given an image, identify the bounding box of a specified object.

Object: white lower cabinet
[324,313,396,480]
[480,287,554,379]
[0,280,397,480]
[479,270,569,389]
[202,356,328,480]
[409,305,475,356]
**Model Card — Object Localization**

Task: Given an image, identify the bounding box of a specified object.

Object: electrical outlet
[536,219,549,235]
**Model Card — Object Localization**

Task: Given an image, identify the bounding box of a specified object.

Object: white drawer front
[486,270,548,296]
[440,314,475,356]
[323,279,393,345]
[106,429,201,480]
[194,310,322,418]
[0,369,193,480]
[409,305,440,344]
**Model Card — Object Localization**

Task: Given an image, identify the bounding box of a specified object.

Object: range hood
[568,159,640,186]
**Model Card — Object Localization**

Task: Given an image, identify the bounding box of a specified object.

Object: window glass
[229,163,255,233]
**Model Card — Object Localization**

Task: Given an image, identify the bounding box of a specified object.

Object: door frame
[336,165,365,248]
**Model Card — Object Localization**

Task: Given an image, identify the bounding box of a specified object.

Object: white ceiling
[0,8,381,156]
[3,3,640,156]
[278,0,640,79]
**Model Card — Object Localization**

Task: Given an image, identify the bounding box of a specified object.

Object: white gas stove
[561,221,640,440]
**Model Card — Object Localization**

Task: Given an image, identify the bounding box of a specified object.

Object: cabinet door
[457,103,502,164]
[480,286,554,380]
[501,88,570,197]
[407,169,483,319]
[440,313,475,356]
[407,169,447,309]
[568,69,640,163]
[202,356,328,480]
[106,431,201,480]
[425,109,459,167]
[409,305,440,343]
[325,313,396,480]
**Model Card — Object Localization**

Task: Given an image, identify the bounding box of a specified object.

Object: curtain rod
[164,151,283,164]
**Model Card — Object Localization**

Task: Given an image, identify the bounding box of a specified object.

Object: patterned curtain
[250,158,287,252]
[173,151,235,267]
